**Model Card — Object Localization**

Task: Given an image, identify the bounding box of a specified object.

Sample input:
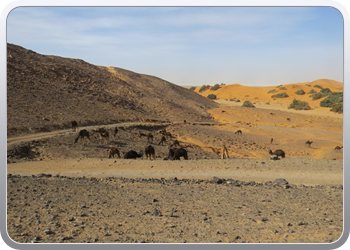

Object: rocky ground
[6,174,343,244]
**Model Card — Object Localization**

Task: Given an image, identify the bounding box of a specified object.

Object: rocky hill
[7,43,217,136]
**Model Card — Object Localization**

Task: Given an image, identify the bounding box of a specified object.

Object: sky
[6,6,344,86]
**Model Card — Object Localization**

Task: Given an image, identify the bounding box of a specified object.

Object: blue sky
[7,6,343,86]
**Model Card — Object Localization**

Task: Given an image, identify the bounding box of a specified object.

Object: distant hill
[194,79,343,109]
[7,43,217,136]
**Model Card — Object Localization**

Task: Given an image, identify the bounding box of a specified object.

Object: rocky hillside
[7,43,217,136]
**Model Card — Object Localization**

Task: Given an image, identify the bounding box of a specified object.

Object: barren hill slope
[7,43,217,136]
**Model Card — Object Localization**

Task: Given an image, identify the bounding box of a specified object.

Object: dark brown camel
[305,140,313,147]
[334,146,343,151]
[269,149,285,158]
[145,145,155,160]
[158,136,166,146]
[71,121,78,132]
[235,130,242,135]
[74,129,91,144]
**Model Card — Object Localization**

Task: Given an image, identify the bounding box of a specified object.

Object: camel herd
[71,121,343,161]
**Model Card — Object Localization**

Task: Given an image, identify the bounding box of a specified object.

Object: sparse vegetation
[242,100,255,108]
[268,89,277,94]
[320,92,343,111]
[272,92,289,98]
[330,103,343,113]
[288,99,311,110]
[311,92,324,100]
[308,89,317,94]
[189,86,196,91]
[295,89,305,95]
[207,94,217,100]
[210,84,221,91]
[277,86,287,90]
[199,85,210,92]
[313,84,323,89]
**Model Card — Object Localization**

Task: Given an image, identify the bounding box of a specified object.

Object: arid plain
[7,44,343,244]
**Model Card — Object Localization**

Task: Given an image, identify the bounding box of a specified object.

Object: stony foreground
[7,174,343,244]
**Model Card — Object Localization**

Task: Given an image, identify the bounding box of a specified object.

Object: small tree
[268,89,276,94]
[272,92,289,98]
[311,92,324,100]
[295,89,305,95]
[288,99,311,110]
[189,86,196,91]
[199,85,210,92]
[210,84,221,91]
[207,94,217,100]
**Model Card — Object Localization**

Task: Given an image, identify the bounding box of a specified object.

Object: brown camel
[235,130,242,135]
[170,140,180,148]
[334,146,343,151]
[108,147,121,159]
[221,145,229,159]
[147,133,154,143]
[158,136,166,146]
[305,140,313,147]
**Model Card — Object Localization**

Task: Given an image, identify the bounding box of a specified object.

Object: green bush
[295,89,305,95]
[330,103,343,113]
[199,85,210,92]
[278,86,287,90]
[210,84,221,91]
[308,89,317,94]
[241,101,255,108]
[189,86,196,91]
[311,92,324,100]
[320,87,332,96]
[268,89,276,94]
[313,84,323,89]
[207,94,217,100]
[272,92,289,98]
[288,99,311,110]
[320,92,343,108]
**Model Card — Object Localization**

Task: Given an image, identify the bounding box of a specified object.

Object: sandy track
[7,158,343,186]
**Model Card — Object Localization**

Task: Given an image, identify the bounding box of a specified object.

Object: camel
[147,133,154,143]
[268,149,285,158]
[305,140,313,147]
[235,130,242,135]
[71,121,78,132]
[168,147,188,160]
[74,129,91,144]
[221,145,229,159]
[108,147,121,159]
[145,145,155,160]
[334,146,343,151]
[138,131,146,137]
[158,136,166,146]
[270,138,274,144]
[124,150,143,159]
[114,126,118,138]
[170,140,180,148]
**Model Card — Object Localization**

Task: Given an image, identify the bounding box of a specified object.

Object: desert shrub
[295,89,305,95]
[241,101,255,108]
[330,103,343,113]
[210,84,221,91]
[278,86,287,90]
[236,99,241,102]
[268,89,276,94]
[220,83,226,85]
[320,87,332,96]
[311,92,324,100]
[308,89,317,94]
[207,94,217,100]
[189,86,196,91]
[320,92,343,108]
[313,84,323,89]
[288,99,311,110]
[199,85,210,92]
[272,92,289,98]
